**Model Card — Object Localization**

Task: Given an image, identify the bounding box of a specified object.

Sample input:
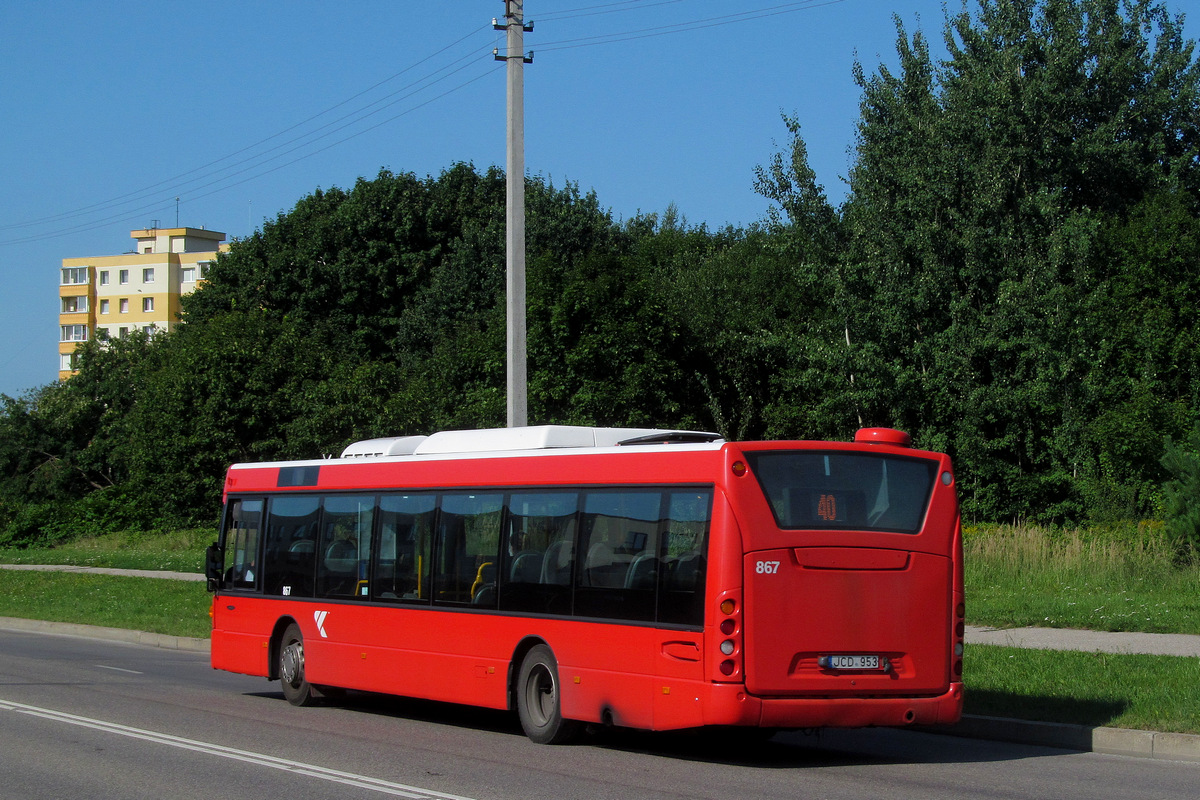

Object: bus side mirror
[205,543,223,592]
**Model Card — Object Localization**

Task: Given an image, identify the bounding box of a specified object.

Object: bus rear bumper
[706,681,964,729]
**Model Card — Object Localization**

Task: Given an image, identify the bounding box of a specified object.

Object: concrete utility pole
[495,1,533,428]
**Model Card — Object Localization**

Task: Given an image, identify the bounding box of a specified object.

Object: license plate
[820,654,883,670]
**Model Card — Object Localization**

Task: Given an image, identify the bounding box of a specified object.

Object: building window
[100,299,110,314]
[143,268,155,283]
[60,325,88,342]
[99,270,110,286]
[142,297,154,312]
[142,325,156,335]
[143,245,153,254]
[119,269,129,284]
[60,353,76,371]
[119,327,129,338]
[181,267,196,283]
[61,267,88,285]
[61,296,88,313]
[119,299,129,313]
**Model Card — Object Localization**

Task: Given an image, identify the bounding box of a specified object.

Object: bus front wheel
[516,644,581,744]
[279,623,316,707]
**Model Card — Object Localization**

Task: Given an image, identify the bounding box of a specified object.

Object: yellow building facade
[58,227,227,379]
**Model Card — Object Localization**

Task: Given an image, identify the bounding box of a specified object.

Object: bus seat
[289,539,314,554]
[671,553,703,590]
[324,540,357,574]
[510,552,541,583]
[470,561,495,601]
[625,553,657,589]
[541,540,572,585]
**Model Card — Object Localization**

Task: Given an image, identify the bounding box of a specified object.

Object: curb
[934,714,1200,763]
[3,616,1198,763]
[0,616,209,653]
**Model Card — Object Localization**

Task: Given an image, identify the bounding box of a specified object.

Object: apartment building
[58,227,227,379]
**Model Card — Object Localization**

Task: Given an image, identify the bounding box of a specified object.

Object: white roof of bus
[338,425,722,459]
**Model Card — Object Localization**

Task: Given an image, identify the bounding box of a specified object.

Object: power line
[0,26,497,240]
[3,1,847,246]
[535,0,845,53]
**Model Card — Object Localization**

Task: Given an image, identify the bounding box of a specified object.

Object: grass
[0,570,212,639]
[966,644,1200,734]
[0,528,211,573]
[964,522,1200,634]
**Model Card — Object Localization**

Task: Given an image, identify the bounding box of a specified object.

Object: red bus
[206,425,964,743]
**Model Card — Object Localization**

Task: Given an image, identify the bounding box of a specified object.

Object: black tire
[279,623,317,707]
[516,644,581,744]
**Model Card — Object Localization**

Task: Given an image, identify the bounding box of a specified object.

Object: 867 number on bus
[755,560,781,574]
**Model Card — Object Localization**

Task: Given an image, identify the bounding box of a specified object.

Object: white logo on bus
[314,610,329,638]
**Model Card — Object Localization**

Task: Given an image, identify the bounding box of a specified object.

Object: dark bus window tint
[435,493,503,606]
[317,495,375,599]
[498,491,577,614]
[747,452,937,533]
[658,490,711,626]
[576,490,663,621]
[222,498,262,591]
[375,494,435,603]
[264,495,319,596]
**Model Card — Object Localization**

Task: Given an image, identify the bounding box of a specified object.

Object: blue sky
[1,0,1196,399]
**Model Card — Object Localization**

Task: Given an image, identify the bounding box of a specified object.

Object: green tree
[831,0,1200,521]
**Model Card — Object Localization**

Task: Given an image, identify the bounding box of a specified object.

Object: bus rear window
[746,451,937,533]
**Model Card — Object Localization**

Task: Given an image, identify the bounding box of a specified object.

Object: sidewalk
[0,563,204,582]
[965,625,1200,657]
[3,563,1199,762]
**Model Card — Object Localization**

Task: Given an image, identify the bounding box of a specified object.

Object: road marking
[0,698,478,800]
[95,665,143,674]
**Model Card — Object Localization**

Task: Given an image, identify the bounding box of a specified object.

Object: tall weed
[964,523,1200,634]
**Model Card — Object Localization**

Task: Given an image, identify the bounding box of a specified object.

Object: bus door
[738,450,954,698]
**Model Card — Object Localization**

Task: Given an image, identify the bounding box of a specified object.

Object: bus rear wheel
[279,623,316,706]
[516,644,581,744]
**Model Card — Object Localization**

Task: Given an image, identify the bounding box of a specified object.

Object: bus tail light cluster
[716,595,742,679]
[953,601,965,677]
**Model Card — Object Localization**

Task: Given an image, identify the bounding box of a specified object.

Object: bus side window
[658,490,711,626]
[318,495,375,599]
[263,495,319,597]
[223,498,263,591]
[576,490,661,622]
[498,491,577,614]
[374,494,435,602]
[434,493,502,606]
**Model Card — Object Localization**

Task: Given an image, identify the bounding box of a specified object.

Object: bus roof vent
[617,431,724,446]
[412,425,723,455]
[854,427,912,447]
[340,436,429,458]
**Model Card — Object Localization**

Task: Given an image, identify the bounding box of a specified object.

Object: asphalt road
[0,628,1197,800]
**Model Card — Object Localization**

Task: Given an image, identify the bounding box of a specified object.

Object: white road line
[0,698,479,800]
[95,665,143,674]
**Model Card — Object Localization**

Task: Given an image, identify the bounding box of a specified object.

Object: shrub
[1160,424,1200,562]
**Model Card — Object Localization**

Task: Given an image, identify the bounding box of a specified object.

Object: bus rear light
[720,640,735,656]
[954,642,964,657]
[719,660,736,676]
[955,621,965,638]
[956,603,965,619]
[731,460,747,477]
[719,618,736,636]
[953,660,963,677]
[720,598,736,615]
